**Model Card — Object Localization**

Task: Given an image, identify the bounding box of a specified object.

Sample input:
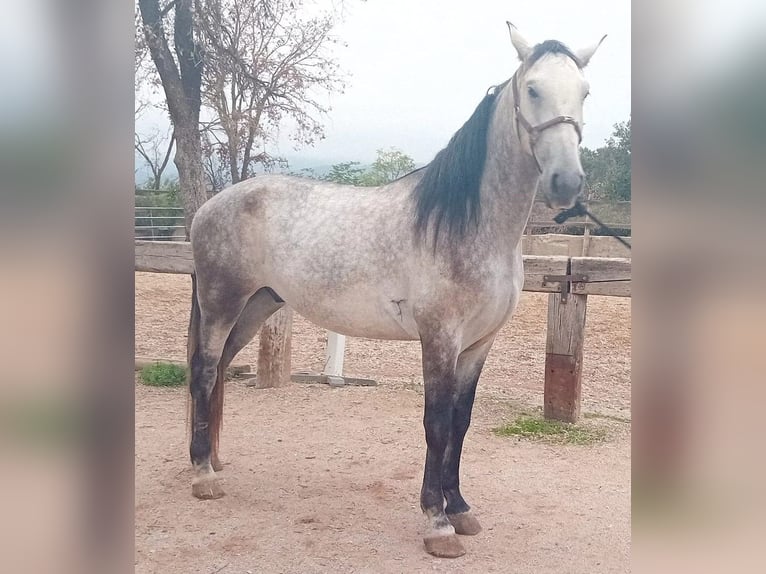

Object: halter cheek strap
[511,71,583,172]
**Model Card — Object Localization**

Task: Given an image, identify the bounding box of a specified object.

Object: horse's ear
[506,21,531,62]
[576,34,607,67]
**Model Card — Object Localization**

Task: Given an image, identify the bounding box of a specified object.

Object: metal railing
[134,192,631,240]
[134,205,186,242]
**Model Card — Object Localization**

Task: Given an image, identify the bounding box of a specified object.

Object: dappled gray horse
[187,23,604,558]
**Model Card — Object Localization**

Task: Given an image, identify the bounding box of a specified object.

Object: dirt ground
[135,272,631,573]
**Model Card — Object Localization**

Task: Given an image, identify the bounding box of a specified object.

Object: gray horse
[187,23,604,558]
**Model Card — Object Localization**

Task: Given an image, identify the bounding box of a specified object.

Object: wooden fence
[135,240,630,423]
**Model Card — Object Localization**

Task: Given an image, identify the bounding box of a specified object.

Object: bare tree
[200,130,230,192]
[199,0,345,185]
[137,1,348,223]
[135,127,176,190]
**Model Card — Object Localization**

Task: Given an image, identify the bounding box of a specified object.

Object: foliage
[286,167,320,179]
[581,119,631,201]
[325,161,366,185]
[140,363,187,387]
[363,147,416,186]
[493,414,607,445]
[137,176,180,195]
[325,148,416,186]
[160,177,181,199]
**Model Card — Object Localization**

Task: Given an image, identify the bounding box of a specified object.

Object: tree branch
[158,128,177,178]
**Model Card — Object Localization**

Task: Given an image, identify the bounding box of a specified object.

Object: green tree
[581,119,631,201]
[364,147,416,185]
[325,148,416,187]
[606,119,631,201]
[326,161,365,185]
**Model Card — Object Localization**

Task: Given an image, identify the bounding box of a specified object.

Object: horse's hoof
[192,478,225,500]
[448,511,482,536]
[211,456,224,472]
[423,533,466,558]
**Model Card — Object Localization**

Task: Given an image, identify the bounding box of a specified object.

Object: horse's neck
[479,86,540,249]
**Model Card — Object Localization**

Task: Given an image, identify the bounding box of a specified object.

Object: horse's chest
[461,259,524,335]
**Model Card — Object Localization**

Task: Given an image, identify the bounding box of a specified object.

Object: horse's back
[190,175,425,339]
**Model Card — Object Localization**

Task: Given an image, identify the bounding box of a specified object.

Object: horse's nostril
[552,171,582,196]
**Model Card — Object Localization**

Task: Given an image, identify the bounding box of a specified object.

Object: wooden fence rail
[135,240,630,422]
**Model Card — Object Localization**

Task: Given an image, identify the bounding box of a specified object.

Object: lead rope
[553,201,632,250]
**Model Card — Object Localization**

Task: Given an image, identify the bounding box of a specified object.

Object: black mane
[412,86,503,244]
[411,41,578,246]
[527,40,582,69]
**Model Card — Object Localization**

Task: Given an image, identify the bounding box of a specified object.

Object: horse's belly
[276,285,420,341]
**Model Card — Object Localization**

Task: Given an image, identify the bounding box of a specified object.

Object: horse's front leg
[420,337,466,558]
[441,337,495,536]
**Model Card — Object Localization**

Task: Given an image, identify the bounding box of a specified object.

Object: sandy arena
[135,272,630,573]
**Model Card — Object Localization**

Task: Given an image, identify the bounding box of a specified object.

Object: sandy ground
[135,272,631,573]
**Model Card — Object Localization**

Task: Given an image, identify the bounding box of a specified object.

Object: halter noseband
[511,70,583,172]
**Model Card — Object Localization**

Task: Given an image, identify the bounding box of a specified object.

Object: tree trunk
[139,0,206,236]
[174,123,209,236]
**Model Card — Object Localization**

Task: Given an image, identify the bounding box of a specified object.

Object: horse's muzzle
[546,170,584,209]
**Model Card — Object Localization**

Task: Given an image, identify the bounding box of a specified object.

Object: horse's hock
[134,240,630,422]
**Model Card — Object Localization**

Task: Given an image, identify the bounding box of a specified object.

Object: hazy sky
[137,0,631,169]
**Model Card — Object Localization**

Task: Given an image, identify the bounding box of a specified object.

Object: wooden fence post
[581,189,592,257]
[255,307,293,388]
[544,292,588,422]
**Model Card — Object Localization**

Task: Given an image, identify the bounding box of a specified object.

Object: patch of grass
[493,414,607,445]
[140,362,186,387]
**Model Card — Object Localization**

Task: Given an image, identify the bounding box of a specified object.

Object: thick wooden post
[255,307,293,388]
[544,292,588,422]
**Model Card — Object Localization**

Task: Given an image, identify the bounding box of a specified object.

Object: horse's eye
[584,91,590,100]
[527,86,539,99]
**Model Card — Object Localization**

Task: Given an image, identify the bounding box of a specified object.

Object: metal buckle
[542,274,588,303]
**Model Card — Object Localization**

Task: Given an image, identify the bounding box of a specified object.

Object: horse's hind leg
[210,287,284,471]
[442,335,496,536]
[220,288,284,370]
[419,334,466,558]
[188,283,251,500]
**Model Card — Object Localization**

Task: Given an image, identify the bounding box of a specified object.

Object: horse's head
[507,23,605,209]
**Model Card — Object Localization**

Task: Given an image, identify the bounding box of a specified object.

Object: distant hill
[276,162,373,179]
[135,155,365,186]
[135,154,423,186]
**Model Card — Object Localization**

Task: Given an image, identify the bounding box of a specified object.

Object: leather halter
[511,70,583,172]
